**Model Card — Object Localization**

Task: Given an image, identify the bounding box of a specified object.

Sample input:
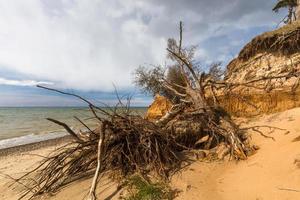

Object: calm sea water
[0,107,146,148]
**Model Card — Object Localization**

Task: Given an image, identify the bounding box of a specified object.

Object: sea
[0,107,146,149]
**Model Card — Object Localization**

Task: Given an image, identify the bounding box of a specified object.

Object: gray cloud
[0,0,284,91]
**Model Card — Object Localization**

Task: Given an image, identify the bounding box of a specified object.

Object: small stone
[186,184,192,191]
[196,151,207,159]
[294,154,300,167]
[294,158,300,168]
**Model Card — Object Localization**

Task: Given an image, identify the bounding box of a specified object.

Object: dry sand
[172,108,300,200]
[0,140,121,200]
[1,108,300,200]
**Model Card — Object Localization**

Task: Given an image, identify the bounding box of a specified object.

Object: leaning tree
[273,0,299,24]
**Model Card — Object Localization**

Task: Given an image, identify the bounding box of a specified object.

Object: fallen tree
[12,22,300,200]
[13,88,185,200]
[135,22,300,159]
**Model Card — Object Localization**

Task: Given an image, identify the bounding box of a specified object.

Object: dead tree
[11,86,185,200]
[149,22,247,159]
[137,22,300,160]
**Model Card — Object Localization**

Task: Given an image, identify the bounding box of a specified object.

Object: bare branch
[163,82,187,97]
[47,118,84,143]
[86,122,106,200]
[179,21,183,54]
[166,48,201,88]
[74,116,97,137]
[37,85,110,116]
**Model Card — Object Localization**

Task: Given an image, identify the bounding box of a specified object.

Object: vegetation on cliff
[273,0,299,24]
[235,21,300,61]
[224,21,300,116]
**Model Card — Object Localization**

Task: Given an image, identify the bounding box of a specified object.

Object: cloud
[0,0,284,92]
[0,77,53,87]
[0,0,166,91]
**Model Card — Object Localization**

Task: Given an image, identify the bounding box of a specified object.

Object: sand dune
[1,108,300,199]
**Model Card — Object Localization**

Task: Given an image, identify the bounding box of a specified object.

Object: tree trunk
[186,87,208,110]
[296,0,300,20]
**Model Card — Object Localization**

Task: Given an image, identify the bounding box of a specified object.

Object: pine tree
[273,0,298,24]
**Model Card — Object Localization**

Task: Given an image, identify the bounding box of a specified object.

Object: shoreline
[0,135,72,157]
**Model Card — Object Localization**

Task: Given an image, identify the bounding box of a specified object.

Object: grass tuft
[123,175,175,200]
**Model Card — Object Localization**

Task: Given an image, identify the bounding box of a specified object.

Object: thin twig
[47,118,83,143]
[278,187,300,193]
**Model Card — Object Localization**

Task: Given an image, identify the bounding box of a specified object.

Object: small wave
[0,132,68,150]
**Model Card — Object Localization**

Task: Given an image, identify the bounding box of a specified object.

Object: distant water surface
[0,107,146,148]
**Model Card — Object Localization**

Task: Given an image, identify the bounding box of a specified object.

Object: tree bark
[296,0,300,20]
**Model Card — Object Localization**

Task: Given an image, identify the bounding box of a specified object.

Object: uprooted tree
[12,22,300,200]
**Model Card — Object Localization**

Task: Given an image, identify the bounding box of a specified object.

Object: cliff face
[224,22,300,116]
[219,90,300,117]
[226,53,300,90]
[145,94,172,121]
[227,22,300,83]
[146,23,300,118]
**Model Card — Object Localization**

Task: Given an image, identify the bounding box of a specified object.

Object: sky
[0,0,286,107]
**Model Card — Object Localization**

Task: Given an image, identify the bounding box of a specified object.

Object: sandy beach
[0,136,121,200]
[1,108,300,200]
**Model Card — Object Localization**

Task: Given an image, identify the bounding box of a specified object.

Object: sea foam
[0,132,67,149]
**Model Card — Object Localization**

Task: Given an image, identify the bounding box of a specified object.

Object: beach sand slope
[172,107,300,200]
